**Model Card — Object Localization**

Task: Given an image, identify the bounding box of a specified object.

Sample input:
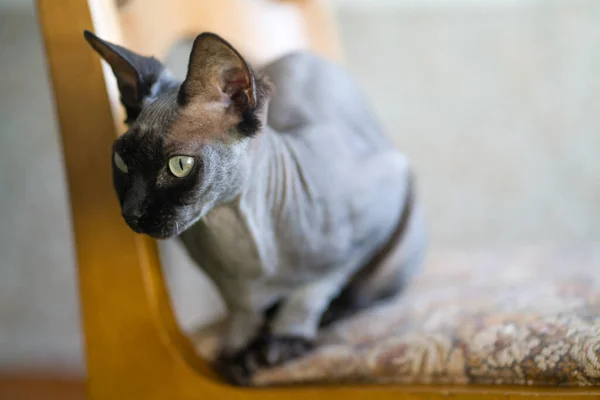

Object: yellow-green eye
[114,152,128,173]
[168,156,195,178]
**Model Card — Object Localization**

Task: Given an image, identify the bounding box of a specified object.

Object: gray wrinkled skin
[180,53,427,350]
[87,31,427,359]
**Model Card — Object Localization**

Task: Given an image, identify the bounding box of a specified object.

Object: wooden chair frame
[36,0,599,398]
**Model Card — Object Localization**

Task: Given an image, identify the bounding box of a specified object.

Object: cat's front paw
[215,335,314,386]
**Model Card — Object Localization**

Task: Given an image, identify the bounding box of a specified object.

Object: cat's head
[84,31,272,239]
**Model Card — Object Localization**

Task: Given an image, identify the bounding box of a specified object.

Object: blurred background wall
[0,0,598,375]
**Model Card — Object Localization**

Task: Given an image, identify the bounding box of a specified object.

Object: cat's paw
[214,335,314,386]
[249,334,314,367]
[214,352,253,386]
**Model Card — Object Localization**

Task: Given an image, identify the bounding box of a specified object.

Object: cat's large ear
[83,30,166,124]
[178,33,268,136]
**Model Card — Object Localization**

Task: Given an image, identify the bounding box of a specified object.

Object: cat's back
[262,52,383,140]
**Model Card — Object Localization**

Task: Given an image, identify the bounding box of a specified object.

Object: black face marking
[88,32,269,239]
[111,130,203,238]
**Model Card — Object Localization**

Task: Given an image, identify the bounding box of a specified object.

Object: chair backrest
[36,0,342,398]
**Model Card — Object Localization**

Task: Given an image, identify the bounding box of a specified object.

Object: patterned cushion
[191,247,600,386]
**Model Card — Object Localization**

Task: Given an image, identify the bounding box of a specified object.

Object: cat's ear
[83,30,166,124]
[178,33,257,117]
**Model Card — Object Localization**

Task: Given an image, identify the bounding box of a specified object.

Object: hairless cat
[84,31,427,385]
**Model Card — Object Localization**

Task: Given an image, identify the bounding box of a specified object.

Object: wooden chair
[37,0,598,398]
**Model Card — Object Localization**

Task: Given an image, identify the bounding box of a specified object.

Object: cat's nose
[122,209,143,227]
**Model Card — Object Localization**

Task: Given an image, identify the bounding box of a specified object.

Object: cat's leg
[344,200,426,306]
[268,266,350,340]
[320,197,427,327]
[214,308,266,385]
[224,267,351,378]
[216,268,351,385]
[224,309,265,352]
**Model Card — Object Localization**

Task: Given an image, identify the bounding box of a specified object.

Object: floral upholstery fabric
[191,247,600,386]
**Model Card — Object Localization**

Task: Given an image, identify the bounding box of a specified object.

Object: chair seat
[192,247,600,387]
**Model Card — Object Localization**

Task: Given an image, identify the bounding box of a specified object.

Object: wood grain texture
[35,0,599,398]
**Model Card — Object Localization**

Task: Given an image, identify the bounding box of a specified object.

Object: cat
[84,30,427,385]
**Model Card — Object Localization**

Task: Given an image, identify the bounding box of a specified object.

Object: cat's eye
[168,156,195,178]
[113,152,128,173]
